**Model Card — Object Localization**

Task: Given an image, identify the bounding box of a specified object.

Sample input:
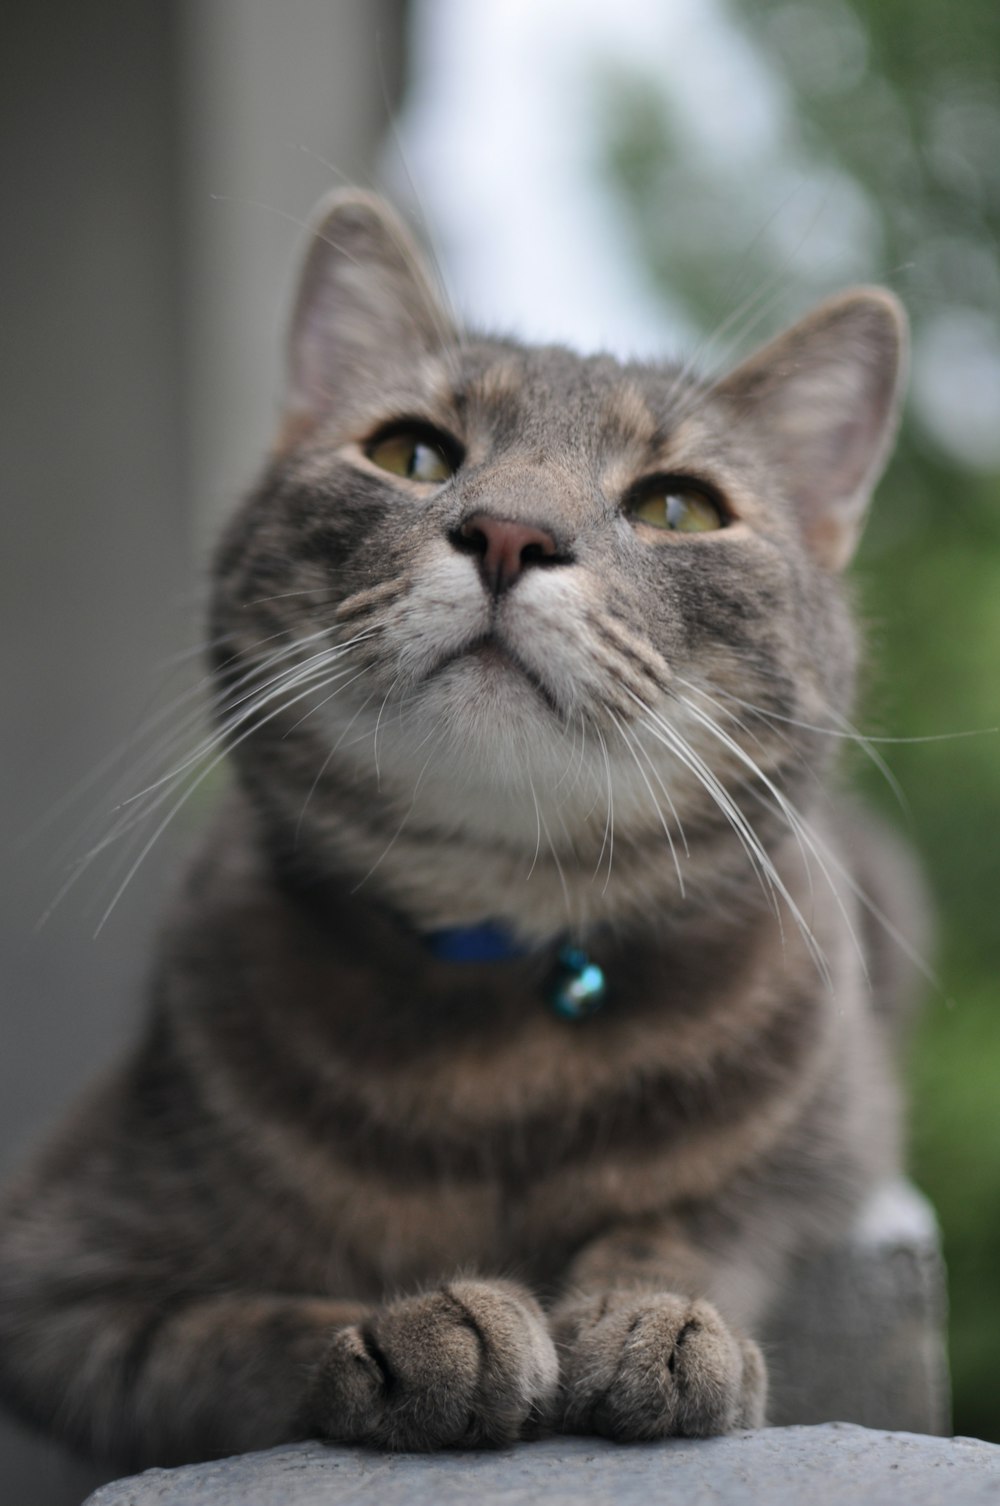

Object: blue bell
[550,945,606,1020]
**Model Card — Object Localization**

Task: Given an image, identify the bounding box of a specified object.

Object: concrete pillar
[0,5,403,1502]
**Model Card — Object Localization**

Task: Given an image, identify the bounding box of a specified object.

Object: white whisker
[606,707,685,898]
[592,724,615,893]
[622,689,839,979]
[372,674,404,789]
[295,685,382,844]
[673,691,867,985]
[350,739,441,895]
[525,772,543,883]
[536,792,571,922]
[89,658,378,935]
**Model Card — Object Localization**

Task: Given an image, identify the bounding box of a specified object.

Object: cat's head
[210,191,906,940]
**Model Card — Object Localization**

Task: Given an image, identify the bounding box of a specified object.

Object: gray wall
[0,3,403,1498]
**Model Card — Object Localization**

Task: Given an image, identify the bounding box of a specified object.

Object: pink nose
[458,513,559,594]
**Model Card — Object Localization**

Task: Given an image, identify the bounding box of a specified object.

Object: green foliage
[597,0,1000,1440]
[855,461,1000,1444]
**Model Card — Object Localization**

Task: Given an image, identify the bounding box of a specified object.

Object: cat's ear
[715,289,907,570]
[284,190,456,426]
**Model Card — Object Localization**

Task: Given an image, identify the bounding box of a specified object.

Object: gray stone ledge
[764,1179,951,1433]
[84,1424,1000,1506]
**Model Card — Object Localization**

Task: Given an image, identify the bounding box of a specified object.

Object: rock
[84,1425,1000,1506]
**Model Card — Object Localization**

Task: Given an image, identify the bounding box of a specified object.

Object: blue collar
[424,921,532,963]
[423,922,606,1020]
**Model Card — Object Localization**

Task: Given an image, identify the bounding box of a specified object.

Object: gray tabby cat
[0,191,922,1466]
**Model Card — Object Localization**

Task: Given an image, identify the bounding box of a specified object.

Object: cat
[0,189,923,1467]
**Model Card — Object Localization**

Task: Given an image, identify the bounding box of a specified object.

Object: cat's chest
[324,1132,685,1296]
[302,993,816,1298]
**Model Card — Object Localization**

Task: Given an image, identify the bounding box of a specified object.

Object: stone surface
[84,1425,1000,1506]
[764,1179,951,1434]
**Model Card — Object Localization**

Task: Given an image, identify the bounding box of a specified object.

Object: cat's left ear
[284,189,457,429]
[715,289,907,570]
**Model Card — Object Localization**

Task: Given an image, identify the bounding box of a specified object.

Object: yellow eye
[629,484,724,533]
[367,429,455,483]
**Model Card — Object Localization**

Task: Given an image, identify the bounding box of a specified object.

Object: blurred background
[2,1,998,1495]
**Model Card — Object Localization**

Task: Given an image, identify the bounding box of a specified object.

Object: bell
[549,945,606,1020]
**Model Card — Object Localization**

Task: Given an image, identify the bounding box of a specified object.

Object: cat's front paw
[556,1292,765,1441]
[306,1279,558,1449]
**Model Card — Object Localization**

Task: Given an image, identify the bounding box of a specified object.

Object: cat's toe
[307,1279,558,1449]
[559,1292,765,1441]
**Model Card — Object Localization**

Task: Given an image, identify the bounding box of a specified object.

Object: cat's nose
[453,513,562,595]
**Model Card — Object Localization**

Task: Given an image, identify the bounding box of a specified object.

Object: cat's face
[210,193,905,937]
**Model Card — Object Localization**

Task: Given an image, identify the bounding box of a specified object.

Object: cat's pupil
[409,442,448,482]
[629,485,724,534]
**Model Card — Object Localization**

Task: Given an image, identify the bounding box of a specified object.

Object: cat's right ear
[284,190,456,431]
[715,288,907,571]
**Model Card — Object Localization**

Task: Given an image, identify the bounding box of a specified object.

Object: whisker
[628,721,691,861]
[209,194,366,269]
[118,633,375,811]
[241,587,339,606]
[673,692,868,984]
[350,738,442,895]
[623,689,838,978]
[280,662,376,738]
[592,725,616,893]
[51,623,354,873]
[683,665,1000,752]
[18,632,259,866]
[372,674,404,790]
[89,659,378,935]
[525,772,543,883]
[83,657,357,883]
[536,792,571,922]
[670,676,819,906]
[294,684,382,844]
[606,707,685,898]
[40,624,378,931]
[374,32,468,357]
[665,193,831,430]
[550,710,585,798]
[823,705,910,821]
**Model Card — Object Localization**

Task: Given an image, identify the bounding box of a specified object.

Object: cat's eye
[627,480,726,534]
[366,426,457,484]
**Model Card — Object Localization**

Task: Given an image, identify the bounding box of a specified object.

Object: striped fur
[0,193,922,1465]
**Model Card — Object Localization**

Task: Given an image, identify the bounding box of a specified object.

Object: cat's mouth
[427,632,562,715]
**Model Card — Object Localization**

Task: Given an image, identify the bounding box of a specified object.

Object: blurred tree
[598,0,1000,1442]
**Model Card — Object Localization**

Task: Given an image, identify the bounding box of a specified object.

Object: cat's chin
[424,637,566,722]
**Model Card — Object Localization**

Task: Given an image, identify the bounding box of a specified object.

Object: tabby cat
[0,191,922,1466]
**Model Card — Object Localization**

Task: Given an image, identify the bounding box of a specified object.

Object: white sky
[393,0,777,355]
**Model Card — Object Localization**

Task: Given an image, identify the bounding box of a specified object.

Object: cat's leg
[0,1281,366,1466]
[304,1278,559,1449]
[551,1224,767,1440]
[0,1270,557,1464]
[0,1092,557,1462]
